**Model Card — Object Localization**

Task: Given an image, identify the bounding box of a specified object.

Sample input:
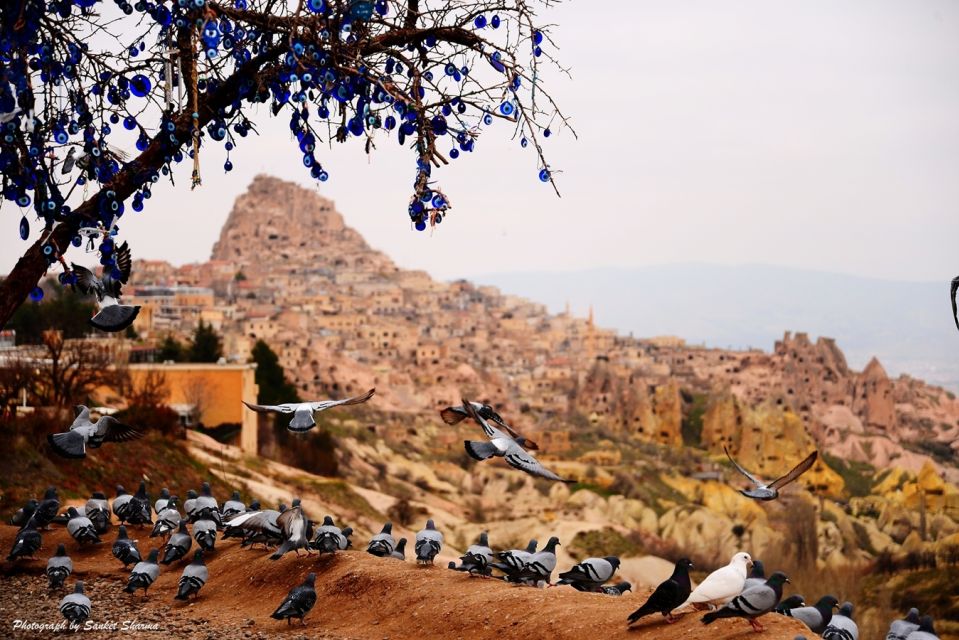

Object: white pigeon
[243,388,375,432]
[678,551,752,610]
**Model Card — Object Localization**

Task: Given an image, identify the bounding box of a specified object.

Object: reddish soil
[0,525,811,639]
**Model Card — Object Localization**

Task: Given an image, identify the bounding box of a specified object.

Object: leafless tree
[29,331,126,408]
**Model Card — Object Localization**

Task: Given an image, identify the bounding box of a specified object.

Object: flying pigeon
[10,499,38,527]
[603,582,632,596]
[46,544,73,589]
[61,146,77,174]
[59,582,91,624]
[515,536,561,587]
[192,519,218,552]
[125,549,160,595]
[414,519,443,564]
[270,500,310,559]
[679,552,752,610]
[271,572,317,625]
[243,388,375,432]
[742,559,766,591]
[491,539,538,583]
[367,522,396,557]
[702,571,790,632]
[161,520,192,565]
[440,401,539,450]
[112,525,142,567]
[151,496,181,538]
[391,538,407,560]
[312,516,346,553]
[951,277,959,332]
[71,241,141,332]
[32,486,61,529]
[66,507,101,545]
[191,482,220,526]
[887,608,921,640]
[461,399,573,483]
[823,602,859,640]
[7,518,41,561]
[775,594,806,615]
[221,491,246,521]
[47,406,143,459]
[450,532,493,575]
[175,550,208,601]
[84,491,111,534]
[627,558,694,625]
[724,447,818,501]
[785,595,840,634]
[558,556,621,592]
[905,615,939,640]
[154,488,171,515]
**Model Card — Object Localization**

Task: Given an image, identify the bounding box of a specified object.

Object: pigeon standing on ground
[627,558,694,625]
[7,518,42,561]
[905,616,939,640]
[193,519,218,552]
[221,491,245,521]
[128,481,153,525]
[175,550,208,601]
[161,520,192,565]
[71,241,141,332]
[271,573,317,625]
[440,401,539,450]
[154,488,171,516]
[151,496,181,538]
[702,572,789,632]
[113,485,134,524]
[414,519,443,564]
[742,559,766,591]
[271,500,310,559]
[367,522,396,557]
[84,492,111,534]
[558,556,621,592]
[46,544,73,589]
[492,539,538,583]
[450,532,493,575]
[244,388,375,432]
[10,499,38,527]
[461,399,574,483]
[785,595,840,634]
[390,538,407,560]
[680,552,752,610]
[603,582,632,596]
[515,536,561,587]
[192,482,221,526]
[32,487,61,529]
[66,507,101,545]
[887,608,922,640]
[183,490,199,520]
[724,447,819,501]
[823,602,859,640]
[59,582,91,624]
[112,525,142,568]
[312,516,345,553]
[775,594,806,615]
[47,409,143,459]
[125,549,160,595]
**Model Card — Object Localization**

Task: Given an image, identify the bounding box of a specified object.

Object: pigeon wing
[102,419,145,443]
[952,276,959,331]
[114,242,133,284]
[439,406,468,425]
[504,445,573,483]
[729,583,779,615]
[243,401,294,414]
[461,399,510,440]
[724,446,764,486]
[309,388,375,412]
[276,508,299,536]
[769,451,818,491]
[71,264,102,298]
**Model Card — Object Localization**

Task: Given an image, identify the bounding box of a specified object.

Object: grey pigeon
[127,481,153,525]
[183,490,199,520]
[161,520,192,564]
[702,571,790,633]
[390,537,407,560]
[367,522,396,557]
[786,595,839,634]
[112,525,141,567]
[725,447,818,500]
[905,615,938,640]
[450,531,493,575]
[46,544,73,589]
[225,505,284,548]
[66,507,101,545]
[603,581,632,596]
[154,488,171,515]
[71,242,141,332]
[175,550,208,601]
[221,491,245,521]
[193,518,218,552]
[491,539,537,583]
[7,518,41,560]
[10,499,38,527]
[271,572,317,625]
[952,276,959,332]
[440,401,539,450]
[191,482,221,526]
[414,519,443,564]
[244,388,375,432]
[84,491,111,533]
[824,602,859,640]
[627,558,694,625]
[47,407,143,459]
[312,516,344,553]
[743,559,766,591]
[61,147,77,174]
[125,549,160,595]
[112,485,134,524]
[461,399,573,483]
[32,486,61,528]
[151,496,181,538]
[515,536,561,586]
[59,581,91,624]
[270,501,310,559]
[887,608,922,640]
[339,527,354,550]
[776,594,806,614]
[558,556,621,592]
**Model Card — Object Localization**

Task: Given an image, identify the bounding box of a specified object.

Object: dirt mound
[0,525,810,639]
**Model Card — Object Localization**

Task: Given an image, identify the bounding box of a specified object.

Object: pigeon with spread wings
[243,388,375,432]
[461,398,574,483]
[724,446,818,501]
[47,405,143,459]
[71,241,141,332]
[440,401,539,450]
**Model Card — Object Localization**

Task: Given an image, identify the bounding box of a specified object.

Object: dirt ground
[0,525,811,639]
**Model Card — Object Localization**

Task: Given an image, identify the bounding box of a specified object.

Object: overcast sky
[3,0,957,283]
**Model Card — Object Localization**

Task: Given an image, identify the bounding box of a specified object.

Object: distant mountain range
[474,263,959,391]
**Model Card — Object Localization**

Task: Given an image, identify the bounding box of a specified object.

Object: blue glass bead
[499,101,515,116]
[534,30,544,45]
[19,217,29,240]
[29,287,44,302]
[349,0,373,20]
[449,148,459,159]
[129,74,151,97]
[539,168,550,182]
[318,170,329,182]
[491,15,501,28]
[483,114,493,126]
[431,195,445,208]
[415,220,427,231]
[544,128,551,137]
[224,160,233,171]
[474,15,487,28]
